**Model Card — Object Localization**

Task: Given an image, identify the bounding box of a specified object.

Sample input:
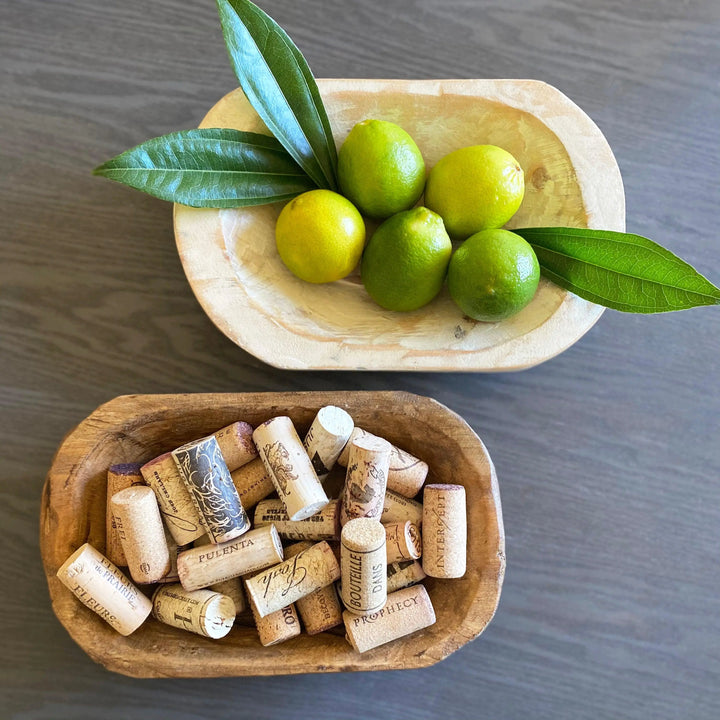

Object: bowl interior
[215,84,581,348]
[41,392,504,677]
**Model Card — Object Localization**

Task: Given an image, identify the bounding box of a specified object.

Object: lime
[338,119,425,219]
[447,229,540,322]
[425,145,525,239]
[361,207,451,312]
[275,189,365,283]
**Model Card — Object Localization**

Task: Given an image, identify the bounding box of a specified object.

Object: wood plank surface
[1,0,719,718]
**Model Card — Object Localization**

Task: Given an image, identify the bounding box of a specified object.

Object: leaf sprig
[94,0,332,207]
[93,128,315,208]
[217,0,338,190]
[515,228,720,313]
[92,0,720,314]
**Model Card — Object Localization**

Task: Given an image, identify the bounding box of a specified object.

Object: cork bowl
[40,391,505,678]
[174,78,625,371]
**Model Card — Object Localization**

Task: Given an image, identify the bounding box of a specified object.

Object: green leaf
[93,128,316,208]
[514,227,720,313]
[217,0,338,191]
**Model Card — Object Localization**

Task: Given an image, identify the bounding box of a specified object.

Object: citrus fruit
[447,229,540,322]
[425,145,525,239]
[338,119,425,219]
[275,189,365,283]
[361,207,451,312]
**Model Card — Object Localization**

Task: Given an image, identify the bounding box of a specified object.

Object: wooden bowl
[40,392,504,678]
[174,78,624,371]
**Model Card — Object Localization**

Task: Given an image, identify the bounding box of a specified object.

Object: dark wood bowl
[40,391,505,677]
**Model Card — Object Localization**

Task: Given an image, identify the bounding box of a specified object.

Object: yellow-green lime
[275,189,365,283]
[338,119,425,219]
[425,145,525,239]
[361,207,451,312]
[447,229,540,322]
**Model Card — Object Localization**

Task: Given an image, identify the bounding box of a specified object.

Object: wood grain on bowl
[174,79,625,371]
[40,392,504,678]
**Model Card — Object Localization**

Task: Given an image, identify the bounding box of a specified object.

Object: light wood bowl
[174,79,624,371]
[40,392,504,678]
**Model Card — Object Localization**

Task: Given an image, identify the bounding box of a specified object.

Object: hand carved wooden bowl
[40,392,504,678]
[174,78,625,371]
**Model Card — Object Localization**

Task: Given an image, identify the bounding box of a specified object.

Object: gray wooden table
[2,0,719,718]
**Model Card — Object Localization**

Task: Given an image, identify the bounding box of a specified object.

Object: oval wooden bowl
[40,391,504,678]
[174,78,624,371]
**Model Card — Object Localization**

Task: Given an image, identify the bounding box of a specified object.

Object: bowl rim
[174,78,624,371]
[40,391,505,677]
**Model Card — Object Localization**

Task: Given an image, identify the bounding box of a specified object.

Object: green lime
[447,229,540,322]
[338,119,425,219]
[361,207,451,312]
[275,189,365,283]
[425,145,525,239]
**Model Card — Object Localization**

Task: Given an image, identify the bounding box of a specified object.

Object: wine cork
[253,499,340,541]
[382,489,423,526]
[303,406,354,482]
[328,541,341,564]
[387,445,428,499]
[285,542,343,634]
[343,584,436,653]
[172,435,250,544]
[152,584,235,639]
[386,560,426,593]
[105,463,144,567]
[340,435,392,525]
[156,527,182,584]
[56,543,152,636]
[213,421,258,471]
[230,457,275,510]
[245,541,340,618]
[253,416,329,521]
[338,427,428,498]
[209,577,246,615]
[177,525,283,592]
[385,521,422,564]
[110,486,171,584]
[340,518,387,616]
[247,591,301,646]
[141,452,206,546]
[337,427,366,466]
[422,484,467,578]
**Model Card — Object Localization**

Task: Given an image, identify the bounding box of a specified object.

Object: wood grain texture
[175,79,622,371]
[40,391,503,677]
[2,0,720,717]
